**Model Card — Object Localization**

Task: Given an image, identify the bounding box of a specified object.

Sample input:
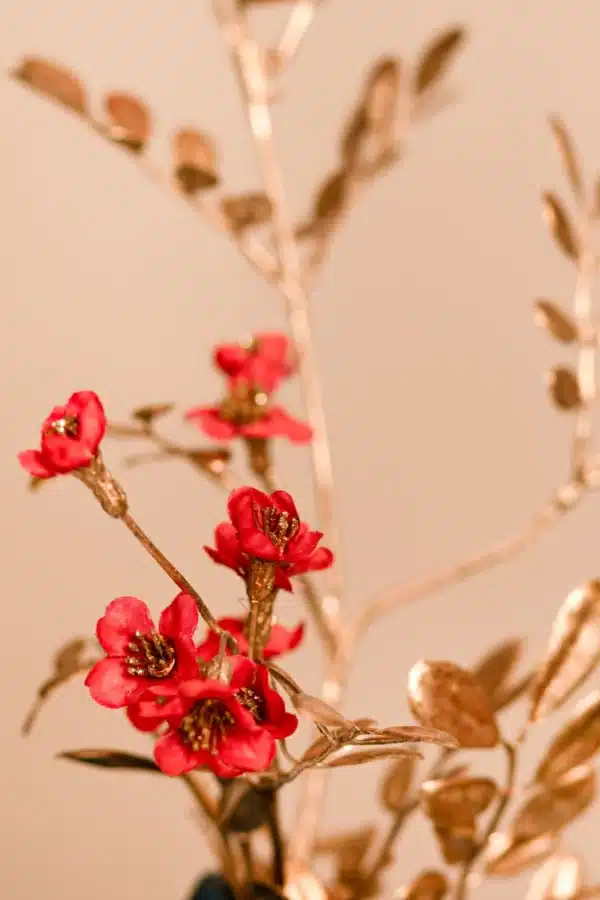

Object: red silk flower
[85,593,200,709]
[229,487,333,567]
[215,332,294,393]
[18,390,106,478]
[197,616,305,662]
[151,678,276,777]
[230,656,298,740]
[185,403,312,444]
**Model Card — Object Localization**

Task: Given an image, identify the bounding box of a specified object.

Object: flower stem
[121,510,237,651]
[453,740,518,900]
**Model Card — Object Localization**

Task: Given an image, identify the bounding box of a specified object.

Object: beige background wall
[2,1,600,898]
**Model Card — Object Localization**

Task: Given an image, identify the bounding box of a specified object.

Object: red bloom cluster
[185,332,312,444]
[205,487,333,591]
[85,591,299,777]
[18,391,106,478]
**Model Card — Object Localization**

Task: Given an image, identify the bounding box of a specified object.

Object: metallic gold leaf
[22,637,97,735]
[105,92,151,151]
[28,476,47,491]
[433,823,477,866]
[542,193,578,260]
[535,692,600,786]
[512,765,596,840]
[221,193,273,232]
[526,852,583,900]
[14,56,86,114]
[340,107,368,169]
[219,780,269,833]
[397,871,449,900]
[421,775,497,826]
[376,725,458,748]
[534,300,578,344]
[132,402,175,424]
[492,671,533,712]
[58,749,160,772]
[380,756,416,811]
[173,128,219,192]
[529,581,600,723]
[472,637,524,707]
[53,637,87,676]
[323,745,424,768]
[408,660,499,748]
[549,117,583,201]
[363,57,401,133]
[292,693,353,730]
[188,447,231,476]
[485,833,558,877]
[414,27,466,95]
[315,170,348,223]
[301,734,333,763]
[546,367,582,411]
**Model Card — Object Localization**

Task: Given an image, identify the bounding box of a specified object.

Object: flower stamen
[48,415,79,438]
[179,699,235,754]
[257,505,299,550]
[219,383,268,426]
[125,630,176,678]
[235,686,265,722]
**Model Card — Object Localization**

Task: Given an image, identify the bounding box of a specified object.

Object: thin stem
[121,510,237,651]
[352,481,584,638]
[264,790,286,887]
[454,740,518,900]
[270,1,321,71]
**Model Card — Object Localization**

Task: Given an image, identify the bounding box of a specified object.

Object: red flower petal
[159,592,198,641]
[185,407,238,441]
[197,618,247,661]
[154,732,204,776]
[264,622,305,658]
[244,407,312,443]
[214,344,249,376]
[85,658,147,708]
[270,490,299,519]
[286,529,322,564]
[17,449,55,478]
[274,568,293,592]
[220,727,275,773]
[238,529,280,561]
[173,637,202,680]
[40,431,93,472]
[68,391,106,454]
[227,487,270,523]
[96,596,154,655]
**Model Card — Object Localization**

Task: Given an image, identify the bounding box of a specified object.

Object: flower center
[235,687,265,722]
[219,383,268,426]
[257,505,299,550]
[179,699,235,754]
[125,630,176,678]
[48,415,79,438]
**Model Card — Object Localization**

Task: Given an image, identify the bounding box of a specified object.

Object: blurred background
[2,1,600,898]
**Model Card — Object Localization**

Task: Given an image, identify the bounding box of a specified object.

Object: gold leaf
[534,300,578,344]
[315,170,349,223]
[433,823,477,866]
[546,367,582,411]
[173,128,218,193]
[292,693,353,730]
[188,447,231,477]
[408,660,499,748]
[28,476,47,491]
[414,27,466,95]
[22,636,97,735]
[493,671,533,712]
[315,825,376,886]
[534,692,600,784]
[58,749,160,772]
[221,193,273,232]
[132,402,175,424]
[14,56,86,114]
[380,756,416,811]
[301,734,333,763]
[549,117,583,201]
[105,92,151,151]
[512,765,596,840]
[472,637,524,707]
[529,581,600,723]
[340,107,369,169]
[542,193,579,260]
[362,56,401,147]
[526,852,583,900]
[421,775,497,826]
[376,725,458,748]
[322,745,423,768]
[398,870,449,900]
[219,780,269,833]
[485,833,558,877]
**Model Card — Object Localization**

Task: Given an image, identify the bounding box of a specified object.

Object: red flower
[18,390,106,478]
[215,333,294,393]
[185,402,312,444]
[204,515,332,590]
[197,616,305,662]
[85,593,200,709]
[230,656,298,740]
[228,487,333,568]
[152,679,275,777]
